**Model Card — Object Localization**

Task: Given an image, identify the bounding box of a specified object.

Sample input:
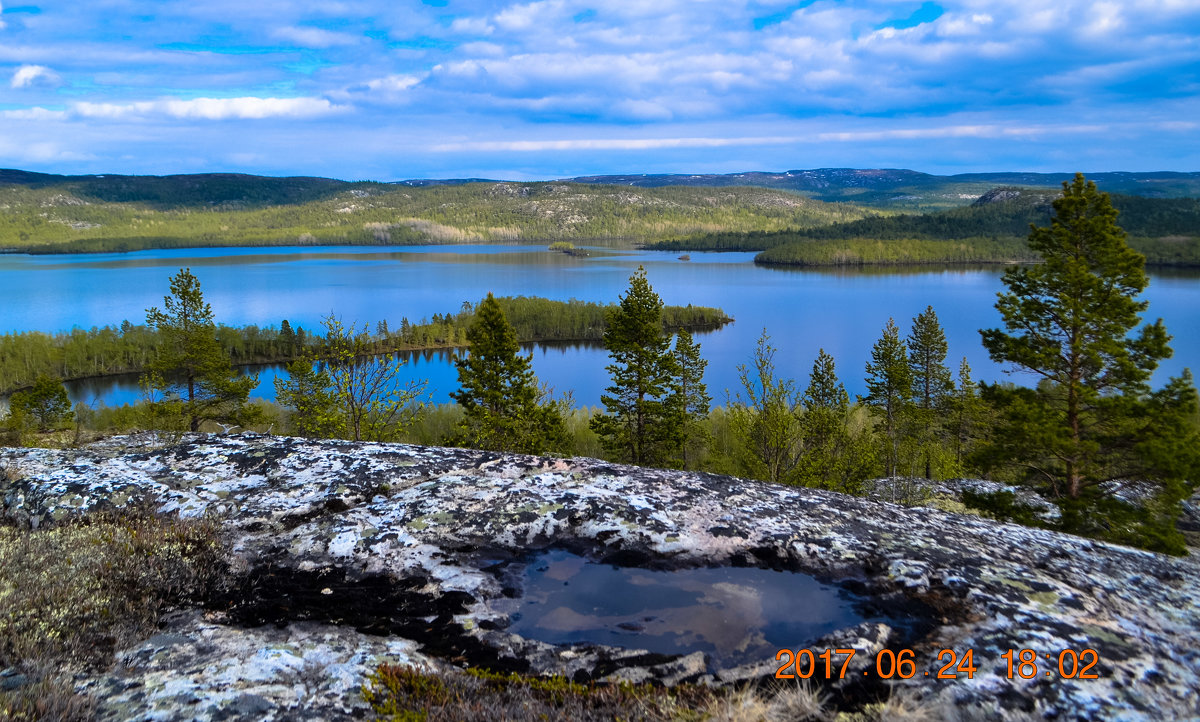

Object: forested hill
[566,169,1200,208]
[0,175,868,254]
[650,188,1200,266]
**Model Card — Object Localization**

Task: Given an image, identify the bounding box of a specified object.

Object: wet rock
[3,433,1200,721]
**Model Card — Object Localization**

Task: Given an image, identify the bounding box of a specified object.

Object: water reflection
[503,550,877,669]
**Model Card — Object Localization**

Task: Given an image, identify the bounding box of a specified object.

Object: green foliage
[907,307,954,479]
[317,315,427,442]
[796,349,876,492]
[450,294,566,454]
[7,375,73,432]
[977,174,1199,553]
[0,179,868,253]
[667,329,712,469]
[728,330,804,484]
[274,359,345,439]
[949,358,988,471]
[980,175,1177,496]
[960,489,1048,527]
[863,318,913,478]
[591,267,678,466]
[144,268,259,431]
[0,298,727,397]
[658,189,1200,267]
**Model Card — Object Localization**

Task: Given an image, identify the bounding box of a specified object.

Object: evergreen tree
[797,349,874,492]
[863,318,912,478]
[668,328,711,469]
[729,330,803,484]
[591,267,676,466]
[144,268,257,432]
[907,306,954,479]
[451,293,565,454]
[9,374,73,432]
[949,357,986,470]
[980,174,1198,552]
[279,320,296,355]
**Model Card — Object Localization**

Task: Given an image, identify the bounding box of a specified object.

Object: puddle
[502,550,890,669]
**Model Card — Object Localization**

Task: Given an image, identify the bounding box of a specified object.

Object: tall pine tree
[980,173,1198,553]
[907,306,954,479]
[668,328,711,469]
[451,293,565,454]
[797,349,874,492]
[730,329,803,484]
[591,267,676,466]
[863,318,912,478]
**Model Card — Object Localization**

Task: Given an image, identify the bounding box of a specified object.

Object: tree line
[0,297,729,395]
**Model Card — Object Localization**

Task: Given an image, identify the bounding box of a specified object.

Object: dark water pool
[503,549,885,668]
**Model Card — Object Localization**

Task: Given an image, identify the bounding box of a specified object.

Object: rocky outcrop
[2,433,1199,721]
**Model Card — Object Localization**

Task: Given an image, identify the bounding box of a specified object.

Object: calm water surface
[2,244,1197,407]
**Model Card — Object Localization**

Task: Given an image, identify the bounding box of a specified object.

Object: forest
[651,190,1200,266]
[0,296,730,395]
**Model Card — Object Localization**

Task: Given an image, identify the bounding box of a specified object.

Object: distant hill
[563,169,1200,208]
[0,176,868,253]
[650,188,1200,266]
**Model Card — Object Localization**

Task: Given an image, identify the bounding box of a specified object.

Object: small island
[548,241,590,257]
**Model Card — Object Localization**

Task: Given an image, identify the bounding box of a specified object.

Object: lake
[2,244,1197,408]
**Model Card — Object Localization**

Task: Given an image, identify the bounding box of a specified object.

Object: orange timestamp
[774,647,1102,680]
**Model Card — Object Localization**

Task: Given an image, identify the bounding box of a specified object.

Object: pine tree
[979,174,1198,552]
[591,266,676,466]
[144,268,258,432]
[668,328,711,469]
[863,318,912,478]
[907,306,954,479]
[275,360,344,439]
[451,293,564,454]
[9,375,73,432]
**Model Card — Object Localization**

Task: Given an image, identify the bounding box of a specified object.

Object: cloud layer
[0,0,1197,178]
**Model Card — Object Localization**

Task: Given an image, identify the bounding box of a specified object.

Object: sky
[0,0,1198,181]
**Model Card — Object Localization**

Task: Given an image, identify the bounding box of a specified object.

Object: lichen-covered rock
[3,433,1199,721]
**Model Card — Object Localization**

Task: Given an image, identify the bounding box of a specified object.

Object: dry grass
[362,663,723,722]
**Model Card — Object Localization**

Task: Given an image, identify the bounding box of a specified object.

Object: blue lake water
[2,243,1197,407]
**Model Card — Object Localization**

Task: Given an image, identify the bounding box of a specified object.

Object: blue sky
[1,0,1198,180]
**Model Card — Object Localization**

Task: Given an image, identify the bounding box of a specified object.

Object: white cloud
[72,96,346,121]
[0,107,67,120]
[450,17,494,35]
[11,64,62,88]
[431,136,800,152]
[272,25,361,48]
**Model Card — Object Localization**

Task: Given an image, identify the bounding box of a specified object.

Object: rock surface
[2,433,1199,721]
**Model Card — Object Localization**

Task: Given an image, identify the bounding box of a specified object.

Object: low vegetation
[0,498,226,720]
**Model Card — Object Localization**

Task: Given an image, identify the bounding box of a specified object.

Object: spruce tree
[863,318,912,478]
[979,174,1199,551]
[451,293,564,454]
[907,306,954,479]
[798,349,874,492]
[949,357,985,470]
[591,267,676,466]
[144,268,257,432]
[668,328,711,469]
